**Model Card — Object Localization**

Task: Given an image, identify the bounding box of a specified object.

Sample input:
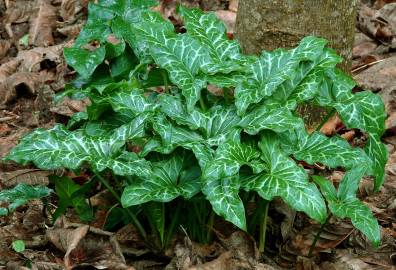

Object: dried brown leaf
[60,0,77,22]
[273,198,296,241]
[278,220,354,266]
[0,169,50,188]
[47,222,132,270]
[57,23,84,39]
[319,115,342,136]
[215,10,236,34]
[0,72,39,104]
[386,112,396,130]
[4,0,36,37]
[50,97,90,117]
[296,256,320,270]
[341,130,356,142]
[0,40,11,59]
[229,0,238,12]
[0,127,29,158]
[23,199,45,231]
[29,0,56,46]
[0,58,21,82]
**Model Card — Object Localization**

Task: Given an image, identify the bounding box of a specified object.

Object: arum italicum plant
[4,0,387,249]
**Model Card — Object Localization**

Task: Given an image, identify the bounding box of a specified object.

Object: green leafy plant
[50,176,94,222]
[12,240,25,253]
[4,0,387,248]
[0,184,52,216]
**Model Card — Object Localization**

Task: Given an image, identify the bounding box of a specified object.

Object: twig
[352,59,386,74]
[0,116,18,122]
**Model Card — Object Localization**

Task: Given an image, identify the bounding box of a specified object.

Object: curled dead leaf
[60,0,78,22]
[358,3,396,46]
[0,72,39,104]
[47,222,132,270]
[207,84,224,96]
[319,115,342,136]
[4,0,36,37]
[341,130,356,142]
[0,58,21,82]
[215,10,236,34]
[29,0,56,46]
[23,199,45,232]
[0,40,11,59]
[50,97,90,117]
[16,44,65,72]
[57,23,84,39]
[278,220,354,267]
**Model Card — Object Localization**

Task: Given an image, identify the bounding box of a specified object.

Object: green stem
[129,62,146,79]
[316,109,336,131]
[92,171,147,239]
[259,199,270,253]
[199,95,207,112]
[224,88,230,104]
[161,69,169,93]
[206,211,215,243]
[164,202,181,248]
[308,215,331,257]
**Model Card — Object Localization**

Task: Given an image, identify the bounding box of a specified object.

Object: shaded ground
[0,0,395,269]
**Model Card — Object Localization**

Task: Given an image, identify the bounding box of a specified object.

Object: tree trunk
[235,0,359,129]
[235,0,358,70]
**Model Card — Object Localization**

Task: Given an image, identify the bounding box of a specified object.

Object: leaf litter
[0,0,395,269]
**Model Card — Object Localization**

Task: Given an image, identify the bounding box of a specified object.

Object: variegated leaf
[151,115,205,150]
[158,98,241,145]
[0,184,52,215]
[203,141,261,181]
[313,175,380,246]
[239,103,302,135]
[108,87,158,117]
[121,153,201,207]
[290,131,371,169]
[178,6,245,73]
[204,105,241,145]
[64,47,106,78]
[131,16,212,111]
[335,91,386,137]
[243,133,327,223]
[365,134,388,191]
[202,176,246,230]
[159,94,207,130]
[235,36,327,115]
[5,123,151,177]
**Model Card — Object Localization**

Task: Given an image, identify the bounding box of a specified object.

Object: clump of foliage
[0,184,51,216]
[4,0,387,247]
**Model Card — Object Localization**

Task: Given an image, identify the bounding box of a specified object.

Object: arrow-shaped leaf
[313,173,381,247]
[122,152,201,207]
[242,132,327,223]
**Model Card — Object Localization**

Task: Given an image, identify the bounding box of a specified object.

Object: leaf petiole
[92,170,147,239]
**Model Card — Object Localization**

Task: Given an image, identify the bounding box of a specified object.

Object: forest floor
[0,0,396,269]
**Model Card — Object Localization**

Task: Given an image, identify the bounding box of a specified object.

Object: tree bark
[235,0,358,130]
[235,0,358,70]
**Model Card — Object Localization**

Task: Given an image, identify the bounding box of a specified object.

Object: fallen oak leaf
[0,58,21,82]
[0,40,11,59]
[0,72,39,104]
[4,0,37,37]
[29,0,56,46]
